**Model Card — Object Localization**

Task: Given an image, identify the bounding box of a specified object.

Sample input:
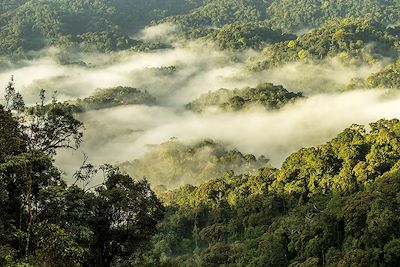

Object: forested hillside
[249,19,400,70]
[146,120,400,266]
[163,0,400,33]
[186,83,303,112]
[0,0,201,55]
[202,22,296,50]
[0,87,164,266]
[1,0,399,56]
[1,0,400,266]
[266,0,400,32]
[350,61,400,89]
[161,0,267,31]
[70,86,157,112]
[120,139,269,188]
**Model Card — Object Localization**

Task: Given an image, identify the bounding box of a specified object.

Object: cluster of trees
[0,81,164,266]
[1,0,399,56]
[249,19,400,70]
[161,0,399,34]
[3,79,400,266]
[54,32,139,53]
[161,0,266,32]
[145,66,177,75]
[347,59,400,90]
[203,22,296,50]
[3,82,400,266]
[1,1,400,266]
[120,139,269,189]
[145,119,400,266]
[266,0,400,33]
[70,86,157,112]
[0,0,202,56]
[0,1,61,55]
[129,41,173,52]
[366,60,400,89]
[186,83,303,113]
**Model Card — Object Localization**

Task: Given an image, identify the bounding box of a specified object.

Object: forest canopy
[0,0,202,55]
[70,86,157,112]
[120,138,270,189]
[0,87,164,266]
[1,0,400,266]
[1,0,399,56]
[249,18,400,70]
[186,83,303,113]
[146,119,400,266]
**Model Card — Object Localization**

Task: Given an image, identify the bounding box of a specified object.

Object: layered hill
[1,0,399,55]
[0,0,201,55]
[249,19,400,70]
[162,0,400,33]
[70,86,157,112]
[186,83,303,113]
[120,139,270,188]
[150,119,400,266]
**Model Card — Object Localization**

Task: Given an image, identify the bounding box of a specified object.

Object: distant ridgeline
[69,86,156,112]
[0,0,202,55]
[119,139,270,189]
[1,0,399,56]
[161,0,400,33]
[201,22,296,50]
[160,0,268,38]
[186,83,303,113]
[147,119,400,266]
[248,19,400,71]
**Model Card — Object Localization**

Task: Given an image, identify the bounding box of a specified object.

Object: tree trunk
[24,160,33,259]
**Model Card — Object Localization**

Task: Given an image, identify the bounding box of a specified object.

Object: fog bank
[55,89,400,184]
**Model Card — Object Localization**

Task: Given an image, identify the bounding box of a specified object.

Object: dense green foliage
[1,0,399,56]
[203,22,295,50]
[0,0,202,55]
[146,119,400,266]
[163,0,400,34]
[186,83,303,112]
[120,139,269,189]
[266,0,400,33]
[348,59,400,89]
[249,19,400,70]
[1,1,400,266]
[0,88,164,266]
[161,0,266,32]
[70,86,157,112]
[365,60,400,89]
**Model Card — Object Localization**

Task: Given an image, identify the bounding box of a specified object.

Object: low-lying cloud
[0,24,396,186]
[0,24,383,106]
[55,89,400,185]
